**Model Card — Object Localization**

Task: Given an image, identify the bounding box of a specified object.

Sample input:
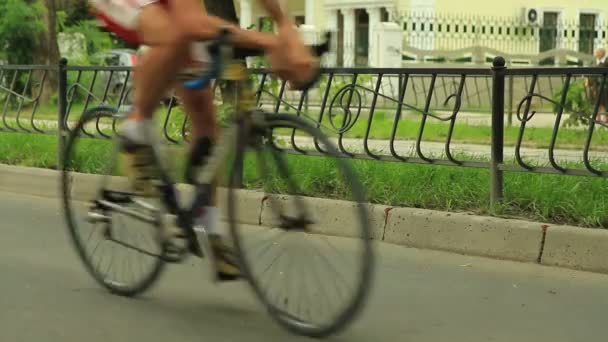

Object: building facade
[235,0,608,66]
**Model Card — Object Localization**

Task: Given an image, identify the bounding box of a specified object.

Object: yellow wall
[430,0,608,21]
[237,0,608,28]
[242,0,327,28]
[396,0,410,12]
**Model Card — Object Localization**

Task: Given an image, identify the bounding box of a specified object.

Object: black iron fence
[1,58,608,204]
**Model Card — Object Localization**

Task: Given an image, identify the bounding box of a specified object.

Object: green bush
[63,20,114,57]
[552,79,593,127]
[0,0,45,65]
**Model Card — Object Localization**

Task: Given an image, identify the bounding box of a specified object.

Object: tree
[0,0,59,102]
[0,0,46,64]
[31,0,60,102]
[31,0,60,66]
[57,0,93,26]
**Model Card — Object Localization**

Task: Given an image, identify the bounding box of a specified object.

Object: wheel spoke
[249,230,290,262]
[62,106,166,296]
[228,115,374,337]
[320,236,355,274]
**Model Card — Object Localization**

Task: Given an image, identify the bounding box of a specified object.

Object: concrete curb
[541,226,608,274]
[0,164,62,199]
[259,194,388,240]
[384,208,546,263]
[3,164,608,274]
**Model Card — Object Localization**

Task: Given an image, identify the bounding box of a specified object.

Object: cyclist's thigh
[166,0,220,39]
[138,3,182,45]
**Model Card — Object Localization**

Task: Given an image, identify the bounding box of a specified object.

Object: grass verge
[2,131,608,229]
[9,101,608,151]
[312,111,608,150]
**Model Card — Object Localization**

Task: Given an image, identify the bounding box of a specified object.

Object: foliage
[216,102,235,127]
[249,17,282,98]
[0,0,47,103]
[62,20,114,57]
[0,0,46,64]
[552,79,594,128]
[56,10,67,32]
[249,17,274,69]
[63,0,93,26]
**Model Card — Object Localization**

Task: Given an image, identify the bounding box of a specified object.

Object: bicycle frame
[186,60,256,188]
[91,31,332,257]
[89,60,259,239]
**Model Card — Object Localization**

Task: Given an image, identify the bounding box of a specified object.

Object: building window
[381,7,390,22]
[295,15,305,27]
[539,12,559,52]
[355,9,369,66]
[579,13,596,55]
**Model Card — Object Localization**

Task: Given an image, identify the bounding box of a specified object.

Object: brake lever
[289,32,333,92]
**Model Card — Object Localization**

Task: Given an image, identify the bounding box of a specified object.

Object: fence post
[507,75,514,127]
[490,57,506,206]
[58,58,68,171]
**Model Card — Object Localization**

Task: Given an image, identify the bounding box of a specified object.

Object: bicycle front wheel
[227,113,375,338]
[61,105,166,297]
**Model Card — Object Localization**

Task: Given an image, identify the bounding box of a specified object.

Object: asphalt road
[2,190,608,342]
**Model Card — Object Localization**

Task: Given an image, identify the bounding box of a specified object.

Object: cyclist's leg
[130,5,192,121]
[91,0,278,258]
[173,83,241,280]
[93,2,193,254]
[97,2,191,198]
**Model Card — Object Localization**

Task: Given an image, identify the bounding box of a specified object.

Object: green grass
[1,102,86,121]
[269,110,608,150]
[7,98,608,151]
[2,131,608,229]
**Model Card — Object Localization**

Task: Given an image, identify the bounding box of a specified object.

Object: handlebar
[183,30,332,92]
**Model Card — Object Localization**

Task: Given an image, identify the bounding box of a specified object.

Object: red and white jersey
[90,0,167,44]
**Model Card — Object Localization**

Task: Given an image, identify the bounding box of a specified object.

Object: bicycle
[60,30,374,339]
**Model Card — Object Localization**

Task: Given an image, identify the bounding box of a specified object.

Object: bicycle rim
[227,113,375,338]
[61,105,166,297]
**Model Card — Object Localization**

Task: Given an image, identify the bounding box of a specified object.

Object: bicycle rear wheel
[61,105,166,297]
[227,113,374,338]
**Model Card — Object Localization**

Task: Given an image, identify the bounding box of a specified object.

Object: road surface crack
[382,207,394,241]
[537,224,549,263]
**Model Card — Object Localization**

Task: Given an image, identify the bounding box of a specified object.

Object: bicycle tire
[61,105,166,297]
[227,113,375,338]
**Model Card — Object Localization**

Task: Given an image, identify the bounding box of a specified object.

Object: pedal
[160,241,189,263]
[278,214,315,232]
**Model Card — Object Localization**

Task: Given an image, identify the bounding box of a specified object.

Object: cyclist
[90,0,316,281]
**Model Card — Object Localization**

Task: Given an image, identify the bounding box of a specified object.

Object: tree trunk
[30,0,60,104]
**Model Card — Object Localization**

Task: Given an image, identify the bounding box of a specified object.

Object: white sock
[121,118,154,145]
[194,207,225,236]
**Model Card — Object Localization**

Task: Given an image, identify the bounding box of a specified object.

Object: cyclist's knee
[166,28,191,51]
